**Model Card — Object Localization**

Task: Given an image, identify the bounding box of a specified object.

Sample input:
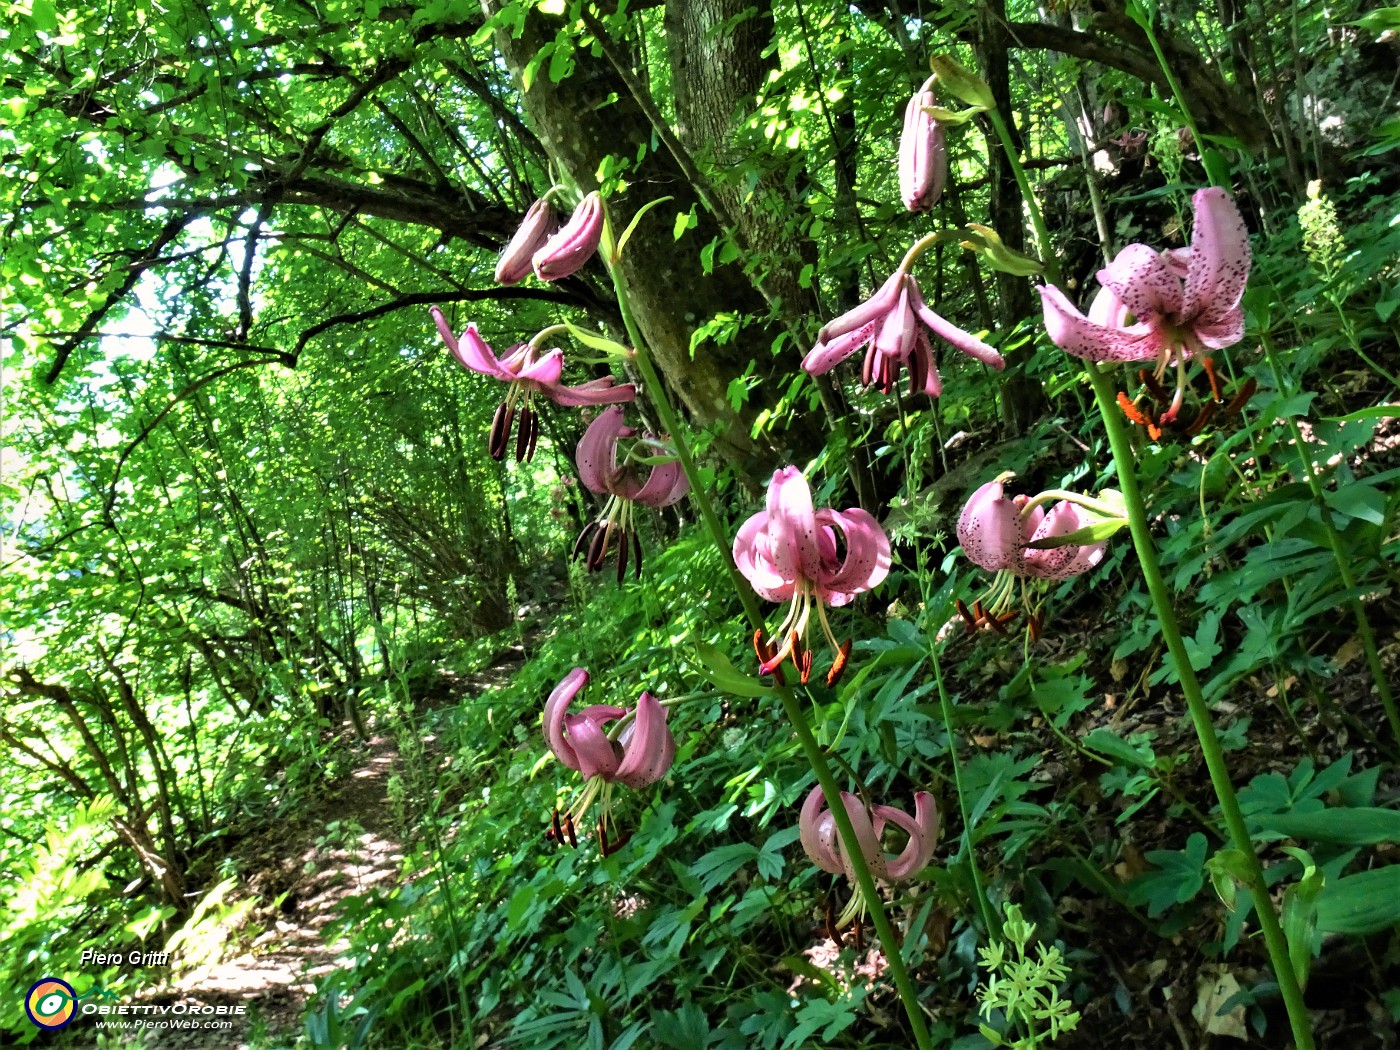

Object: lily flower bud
[899,76,947,213]
[494,199,555,285]
[533,191,604,281]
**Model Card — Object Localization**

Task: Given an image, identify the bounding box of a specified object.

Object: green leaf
[692,641,773,699]
[1256,808,1400,846]
[1315,866,1400,935]
[563,322,630,358]
[1324,483,1388,526]
[614,195,674,261]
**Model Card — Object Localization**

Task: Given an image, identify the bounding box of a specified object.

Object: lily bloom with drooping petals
[431,308,635,462]
[803,267,1004,398]
[733,467,890,685]
[899,76,947,213]
[955,477,1108,636]
[495,199,555,285]
[799,784,938,931]
[533,191,605,281]
[543,668,676,856]
[572,406,690,581]
[1038,187,1250,413]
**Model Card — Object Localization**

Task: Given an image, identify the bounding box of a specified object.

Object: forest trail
[124,728,409,1050]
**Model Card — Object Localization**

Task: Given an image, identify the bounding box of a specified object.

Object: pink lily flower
[733,467,891,685]
[533,191,605,281]
[802,268,1004,398]
[494,199,555,285]
[572,406,690,581]
[1037,187,1250,416]
[431,308,635,462]
[955,477,1108,636]
[543,668,676,856]
[799,784,938,931]
[899,76,947,213]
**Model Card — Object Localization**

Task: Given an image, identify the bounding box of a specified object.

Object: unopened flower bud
[494,199,554,285]
[899,76,947,213]
[533,191,604,281]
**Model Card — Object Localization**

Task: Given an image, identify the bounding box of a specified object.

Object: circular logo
[25,978,77,1030]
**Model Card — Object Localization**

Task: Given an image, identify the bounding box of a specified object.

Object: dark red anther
[631,529,643,580]
[1223,377,1257,417]
[799,649,813,686]
[985,608,1008,634]
[488,401,512,461]
[826,639,852,687]
[1027,610,1043,642]
[1201,355,1223,403]
[860,346,875,388]
[753,629,785,685]
[564,812,578,849]
[908,345,928,397]
[587,521,611,573]
[607,829,632,855]
[597,818,609,857]
[525,406,540,461]
[1117,391,1152,428]
[956,598,979,632]
[1138,368,1170,404]
[549,808,563,845]
[824,897,844,947]
[572,520,598,562]
[1185,400,1217,437]
[788,630,804,676]
[852,918,865,952]
[515,404,533,462]
[616,526,630,583]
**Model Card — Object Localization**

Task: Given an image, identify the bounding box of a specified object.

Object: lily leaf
[563,322,631,359]
[921,104,983,126]
[1023,517,1128,550]
[613,195,674,261]
[692,641,773,699]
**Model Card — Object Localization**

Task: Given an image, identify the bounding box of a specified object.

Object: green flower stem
[985,109,1061,287]
[598,216,936,1050]
[1084,362,1315,1050]
[980,101,1316,1049]
[928,638,1000,940]
[1261,337,1400,747]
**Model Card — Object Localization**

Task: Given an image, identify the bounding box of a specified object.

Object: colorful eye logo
[25,978,77,1030]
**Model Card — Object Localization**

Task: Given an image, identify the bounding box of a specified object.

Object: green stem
[599,213,936,1050]
[1084,363,1315,1050]
[982,97,1316,1049]
[985,109,1060,287]
[1261,337,1400,747]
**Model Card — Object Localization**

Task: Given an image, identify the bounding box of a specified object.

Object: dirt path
[120,729,407,1050]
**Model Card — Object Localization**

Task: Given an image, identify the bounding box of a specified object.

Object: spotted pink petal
[1097,243,1184,326]
[1183,187,1251,326]
[957,480,1021,572]
[433,314,512,380]
[733,512,797,603]
[812,508,891,606]
[802,321,877,376]
[799,785,844,875]
[834,792,888,881]
[516,347,566,388]
[908,279,1005,370]
[817,270,905,343]
[614,692,675,788]
[564,704,627,780]
[1038,285,1162,363]
[633,458,689,508]
[576,406,634,496]
[875,792,939,881]
[765,467,823,583]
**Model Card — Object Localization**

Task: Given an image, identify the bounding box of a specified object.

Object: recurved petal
[548,377,637,407]
[1192,306,1245,350]
[908,279,1005,370]
[1097,243,1183,326]
[542,667,591,771]
[633,457,689,508]
[564,704,625,781]
[1087,285,1131,328]
[835,792,888,881]
[1022,501,1105,580]
[813,508,891,606]
[877,792,939,881]
[576,406,631,495]
[516,347,566,388]
[956,479,1020,572]
[1183,187,1251,325]
[733,512,795,602]
[766,467,823,582]
[817,270,904,343]
[1038,285,1160,363]
[802,322,876,376]
[799,785,844,874]
[614,692,676,788]
[444,322,513,380]
[873,279,919,363]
